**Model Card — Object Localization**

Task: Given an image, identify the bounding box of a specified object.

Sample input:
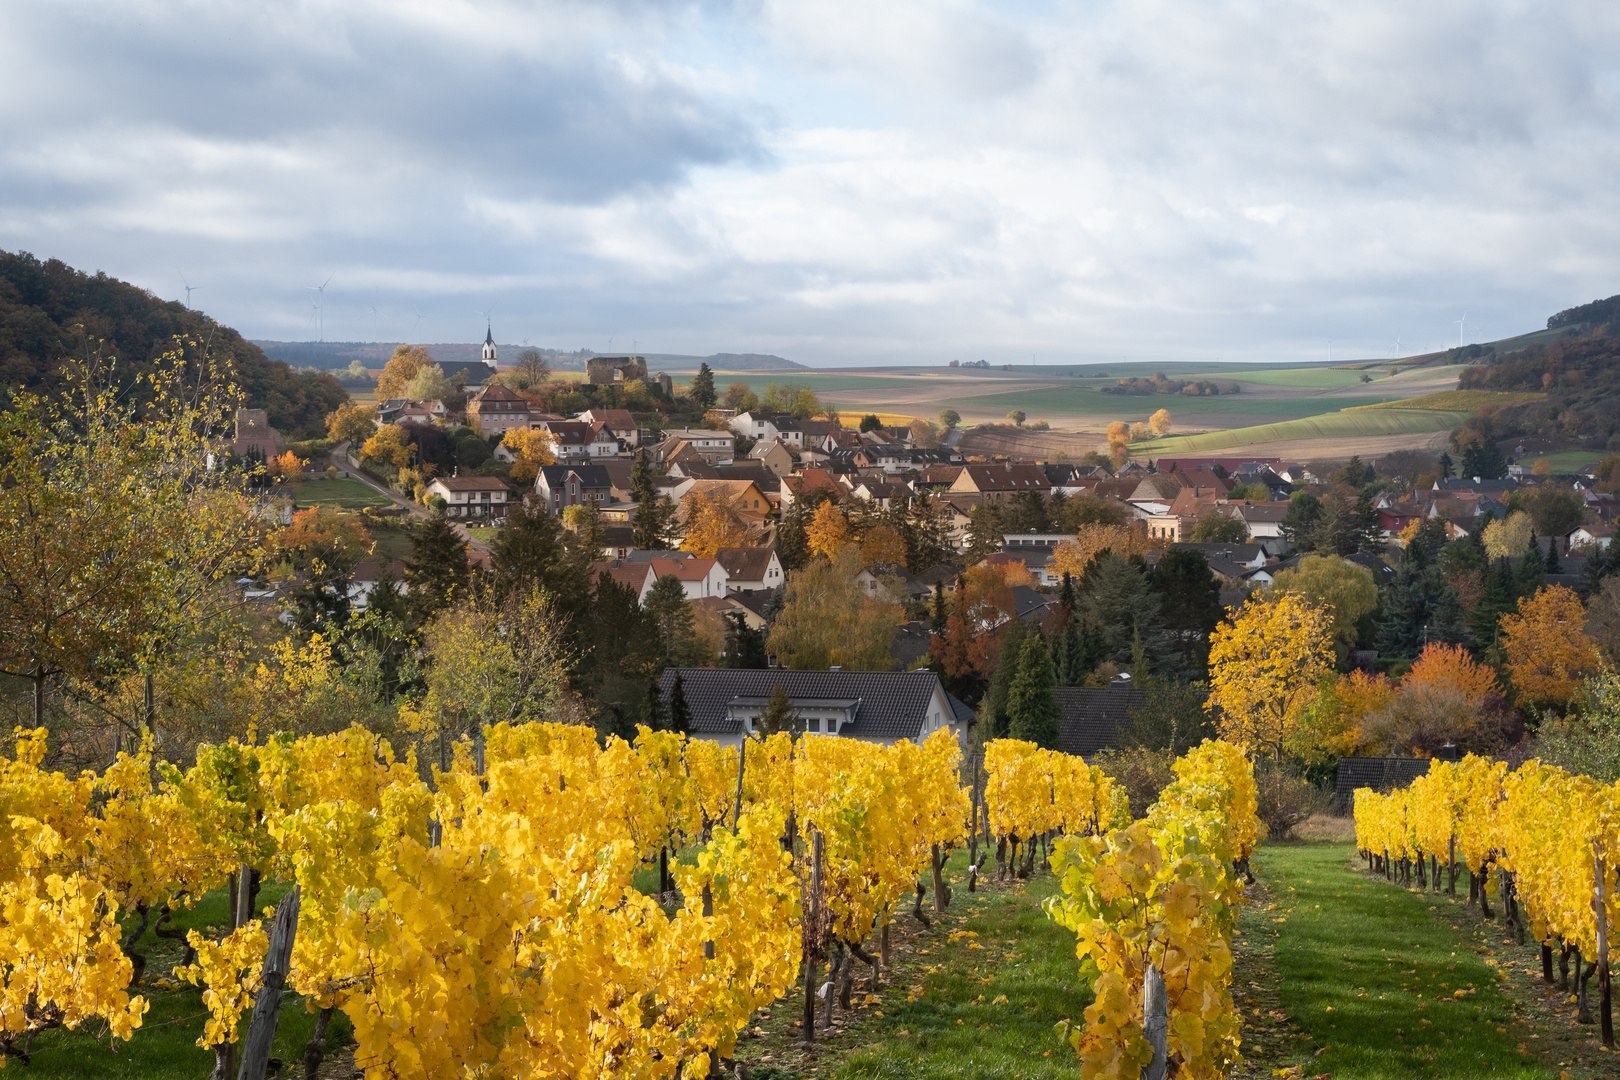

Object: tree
[1459,436,1508,480]
[1482,511,1533,560]
[644,575,713,669]
[1332,456,1374,487]
[680,490,751,558]
[909,418,941,448]
[1005,634,1060,748]
[269,450,306,484]
[360,425,413,468]
[689,362,717,410]
[724,383,757,412]
[1438,451,1454,479]
[806,501,851,561]
[1079,553,1168,665]
[721,612,768,668]
[376,344,433,399]
[861,524,909,568]
[965,503,1005,561]
[756,682,796,736]
[1151,549,1223,675]
[1048,522,1155,581]
[1402,642,1501,703]
[768,545,902,670]
[1119,676,1215,755]
[977,614,1028,741]
[1006,409,1026,426]
[667,673,692,735]
[486,494,593,641]
[404,362,452,403]
[939,408,961,428]
[1499,585,1602,712]
[1189,510,1247,543]
[630,449,675,551]
[1310,495,1359,556]
[930,584,948,634]
[1206,592,1335,760]
[1589,576,1620,667]
[326,402,377,445]
[1148,409,1172,437]
[1052,494,1129,532]
[513,347,550,386]
[1525,486,1587,538]
[502,427,556,484]
[1279,492,1323,552]
[859,414,883,433]
[406,513,472,614]
[1270,554,1378,647]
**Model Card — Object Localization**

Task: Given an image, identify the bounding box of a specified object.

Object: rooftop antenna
[305,273,333,341]
[178,271,200,309]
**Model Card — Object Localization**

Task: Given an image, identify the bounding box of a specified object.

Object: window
[806,717,820,733]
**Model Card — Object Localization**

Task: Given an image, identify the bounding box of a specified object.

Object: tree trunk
[931,844,947,913]
[303,1007,333,1080]
[996,837,1007,882]
[881,920,890,975]
[702,884,715,960]
[1561,942,1572,991]
[1543,943,1555,984]
[849,938,880,990]
[1595,846,1613,1048]
[236,885,301,1080]
[1578,953,1596,1025]
[122,904,151,986]
[732,737,747,827]
[911,882,932,929]
[800,831,822,1044]
[1448,835,1458,896]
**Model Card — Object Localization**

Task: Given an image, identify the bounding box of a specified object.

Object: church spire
[482,324,497,368]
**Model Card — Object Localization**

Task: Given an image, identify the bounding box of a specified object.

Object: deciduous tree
[1499,584,1602,711]
[1189,510,1247,543]
[1270,554,1377,646]
[1206,592,1335,760]
[1148,409,1172,437]
[376,344,433,399]
[360,424,413,468]
[680,490,751,558]
[1048,521,1156,581]
[325,402,377,445]
[768,545,901,670]
[806,500,850,561]
[860,524,909,568]
[501,427,555,483]
[1483,511,1533,560]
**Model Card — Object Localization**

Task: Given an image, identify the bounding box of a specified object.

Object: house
[577,408,640,448]
[1055,679,1149,758]
[659,668,965,748]
[748,439,796,478]
[679,478,772,521]
[377,398,447,425]
[779,469,843,513]
[425,475,512,518]
[1169,542,1269,569]
[591,559,657,604]
[715,546,785,594]
[644,556,729,601]
[1433,477,1519,496]
[855,562,930,602]
[653,429,735,465]
[599,524,636,560]
[947,463,1052,498]
[467,383,531,435]
[1569,524,1615,552]
[348,559,409,612]
[1150,485,1223,542]
[730,412,805,448]
[848,479,907,509]
[534,465,614,513]
[232,408,285,458]
[536,420,620,460]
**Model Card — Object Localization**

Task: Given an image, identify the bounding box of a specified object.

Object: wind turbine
[413,306,427,344]
[368,304,383,343]
[1456,312,1467,348]
[178,271,200,309]
[306,273,333,341]
[1391,334,1403,359]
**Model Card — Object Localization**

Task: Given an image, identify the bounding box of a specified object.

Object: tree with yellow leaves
[767,544,902,670]
[268,450,306,484]
[1500,584,1602,711]
[680,489,752,558]
[1206,592,1335,760]
[375,344,433,399]
[359,424,413,468]
[1148,408,1172,437]
[806,500,850,561]
[325,402,377,444]
[1482,510,1533,560]
[501,427,555,483]
[1105,421,1130,466]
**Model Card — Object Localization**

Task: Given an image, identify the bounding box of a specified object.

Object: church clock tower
[482,325,497,368]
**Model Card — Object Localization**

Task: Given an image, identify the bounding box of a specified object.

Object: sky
[4,1,1620,367]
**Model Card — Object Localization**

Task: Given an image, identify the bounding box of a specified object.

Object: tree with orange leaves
[1105,421,1130,466]
[1500,585,1602,711]
[1402,642,1501,701]
[268,450,306,484]
[860,524,908,568]
[1048,521,1157,581]
[1295,668,1393,760]
[930,561,1028,683]
[806,500,850,561]
[680,489,752,558]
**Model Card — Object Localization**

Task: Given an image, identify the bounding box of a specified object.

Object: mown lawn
[294,476,396,508]
[1253,842,1559,1079]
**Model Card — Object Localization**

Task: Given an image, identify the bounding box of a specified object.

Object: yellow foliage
[1206,593,1335,759]
[806,500,850,561]
[1148,409,1172,437]
[359,424,413,468]
[681,489,753,558]
[501,427,555,483]
[1500,585,1602,710]
[1482,511,1532,560]
[860,523,909,568]
[1049,522,1158,580]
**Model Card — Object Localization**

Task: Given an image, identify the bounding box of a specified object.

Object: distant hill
[1,252,345,438]
[253,341,806,374]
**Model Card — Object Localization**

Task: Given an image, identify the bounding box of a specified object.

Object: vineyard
[1355,756,1620,1046]
[0,725,1259,1079]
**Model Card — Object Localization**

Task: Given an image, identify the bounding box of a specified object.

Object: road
[329,442,493,556]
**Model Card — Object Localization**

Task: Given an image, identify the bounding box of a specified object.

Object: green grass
[20,882,353,1077]
[1202,368,1372,389]
[709,373,925,394]
[1523,450,1605,473]
[1139,408,1468,454]
[295,476,396,508]
[465,525,500,542]
[1349,390,1547,412]
[1253,842,1552,1078]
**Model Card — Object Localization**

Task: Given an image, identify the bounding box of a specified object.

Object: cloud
[2,0,1619,360]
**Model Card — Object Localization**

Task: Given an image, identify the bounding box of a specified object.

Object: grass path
[1247,841,1578,1079]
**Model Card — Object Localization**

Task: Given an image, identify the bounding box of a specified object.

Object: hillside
[1,252,344,438]
[252,341,808,374]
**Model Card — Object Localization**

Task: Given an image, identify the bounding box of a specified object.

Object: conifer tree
[930,583,948,635]
[977,616,1027,740]
[1006,633,1060,749]
[689,363,717,409]
[668,673,691,735]
[644,678,667,731]
[406,512,472,614]
[630,449,673,551]
[756,681,793,736]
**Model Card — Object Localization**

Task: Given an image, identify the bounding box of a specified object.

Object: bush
[1090,745,1176,819]
[1254,761,1330,841]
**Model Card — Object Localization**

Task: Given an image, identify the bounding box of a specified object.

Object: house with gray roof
[1055,679,1148,759]
[658,668,965,748]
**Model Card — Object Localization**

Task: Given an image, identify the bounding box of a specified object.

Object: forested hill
[0,251,344,438]
[1454,293,1620,451]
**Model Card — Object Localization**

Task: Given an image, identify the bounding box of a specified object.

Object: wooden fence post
[1141,963,1168,1080]
[236,885,301,1080]
[1595,844,1613,1048]
[800,830,823,1044]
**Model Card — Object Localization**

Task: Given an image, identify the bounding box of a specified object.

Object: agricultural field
[1136,408,1469,456]
[1350,390,1548,412]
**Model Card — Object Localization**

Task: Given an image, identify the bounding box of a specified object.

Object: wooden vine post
[1595,843,1613,1048]
[237,885,301,1080]
[800,830,824,1043]
[1141,963,1168,1080]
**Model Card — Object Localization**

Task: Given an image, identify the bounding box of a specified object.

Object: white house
[729,412,805,449]
[714,546,784,593]
[425,475,512,518]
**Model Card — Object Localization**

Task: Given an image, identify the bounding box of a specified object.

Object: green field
[711,372,928,394]
[295,477,396,508]
[1138,408,1468,454]
[1350,390,1547,412]
[948,386,1389,421]
[1202,368,1375,389]
[1522,450,1604,473]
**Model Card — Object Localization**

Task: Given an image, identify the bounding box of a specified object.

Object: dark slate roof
[438,360,493,385]
[658,668,949,740]
[946,693,976,726]
[1054,686,1147,758]
[1333,756,1433,814]
[1435,478,1518,495]
[536,464,613,488]
[1010,584,1052,621]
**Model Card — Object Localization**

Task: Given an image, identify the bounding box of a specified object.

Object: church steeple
[482,324,497,368]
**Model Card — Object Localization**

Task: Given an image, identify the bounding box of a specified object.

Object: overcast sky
[4,1,1619,366]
